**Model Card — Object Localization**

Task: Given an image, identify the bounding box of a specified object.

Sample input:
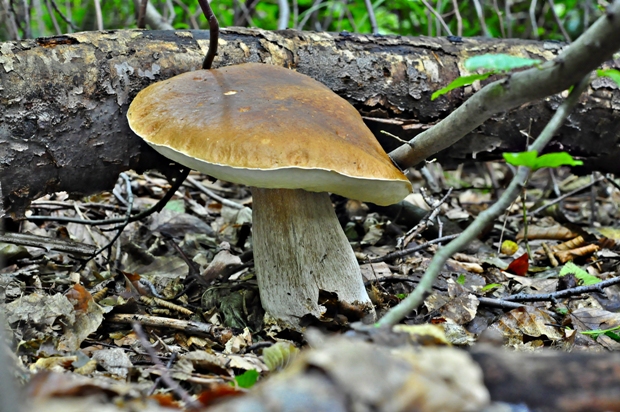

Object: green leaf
[481,283,501,292]
[503,151,539,168]
[396,293,408,299]
[232,369,259,388]
[465,54,541,72]
[456,274,466,285]
[597,69,620,87]
[581,325,620,340]
[431,72,494,100]
[559,261,600,285]
[534,152,583,169]
[606,331,620,342]
[263,342,299,372]
[164,199,185,213]
[503,151,583,170]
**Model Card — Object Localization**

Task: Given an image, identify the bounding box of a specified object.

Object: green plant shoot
[503,151,583,170]
[597,69,620,87]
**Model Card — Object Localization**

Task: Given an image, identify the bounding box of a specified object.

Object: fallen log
[1,28,619,218]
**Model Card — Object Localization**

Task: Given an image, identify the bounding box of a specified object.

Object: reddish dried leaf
[65,284,92,312]
[506,253,529,276]
[149,393,181,408]
[196,384,244,406]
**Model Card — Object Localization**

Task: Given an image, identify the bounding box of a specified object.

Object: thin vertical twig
[137,0,148,27]
[420,0,452,36]
[234,0,256,27]
[132,323,201,410]
[49,0,78,30]
[292,0,298,28]
[93,0,103,30]
[364,0,378,34]
[277,0,289,29]
[22,0,32,37]
[426,7,432,36]
[3,0,21,39]
[45,0,62,34]
[172,0,199,28]
[451,0,462,36]
[529,0,539,39]
[547,0,571,42]
[165,0,176,22]
[493,0,506,37]
[505,0,513,37]
[344,4,359,32]
[64,0,71,33]
[472,0,490,36]
[8,0,28,37]
[197,0,219,70]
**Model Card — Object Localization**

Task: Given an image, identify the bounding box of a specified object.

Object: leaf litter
[2,165,620,411]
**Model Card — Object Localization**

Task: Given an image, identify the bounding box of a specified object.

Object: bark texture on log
[0,28,619,217]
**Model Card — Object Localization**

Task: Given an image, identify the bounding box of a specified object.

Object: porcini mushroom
[127,63,412,330]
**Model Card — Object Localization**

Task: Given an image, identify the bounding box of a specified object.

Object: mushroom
[127,63,412,330]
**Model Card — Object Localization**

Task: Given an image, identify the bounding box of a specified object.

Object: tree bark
[1,28,619,218]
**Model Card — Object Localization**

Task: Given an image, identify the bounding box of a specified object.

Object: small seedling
[232,369,259,389]
[432,54,542,100]
[503,151,583,170]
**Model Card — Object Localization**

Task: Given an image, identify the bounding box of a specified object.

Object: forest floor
[2,162,620,411]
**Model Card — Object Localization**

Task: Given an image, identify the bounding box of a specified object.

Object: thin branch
[27,168,190,227]
[186,176,244,209]
[87,173,135,266]
[547,0,571,43]
[529,0,539,39]
[502,275,620,302]
[48,0,78,30]
[277,0,289,29]
[420,0,452,36]
[367,233,459,263]
[529,175,605,216]
[377,76,591,327]
[363,0,378,34]
[132,323,201,410]
[472,0,490,36]
[477,297,527,309]
[492,0,505,37]
[0,232,96,255]
[197,0,219,69]
[93,0,103,30]
[451,0,462,36]
[132,0,174,29]
[44,0,62,34]
[2,0,20,39]
[137,0,148,28]
[389,0,620,169]
[171,0,199,29]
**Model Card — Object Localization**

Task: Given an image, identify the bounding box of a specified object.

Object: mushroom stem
[251,187,376,330]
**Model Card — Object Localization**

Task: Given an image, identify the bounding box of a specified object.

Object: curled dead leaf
[516,225,578,241]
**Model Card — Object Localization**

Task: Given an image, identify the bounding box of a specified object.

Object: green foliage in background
[0,0,602,42]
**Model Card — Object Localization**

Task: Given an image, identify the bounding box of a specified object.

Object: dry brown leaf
[555,244,600,263]
[516,225,578,241]
[552,235,586,251]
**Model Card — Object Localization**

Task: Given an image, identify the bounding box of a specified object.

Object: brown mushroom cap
[127,63,411,205]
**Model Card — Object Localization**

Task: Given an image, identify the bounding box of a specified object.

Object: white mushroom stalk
[252,188,375,328]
